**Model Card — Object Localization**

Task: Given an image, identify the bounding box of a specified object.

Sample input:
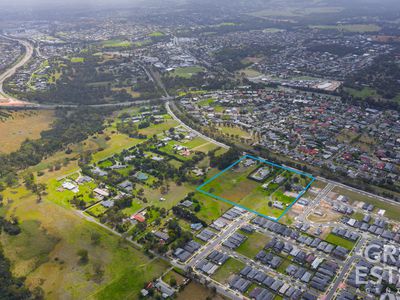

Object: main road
[0,35,35,106]
[0,35,173,109]
[166,101,229,150]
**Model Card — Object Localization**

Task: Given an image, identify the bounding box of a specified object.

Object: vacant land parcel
[197,155,314,221]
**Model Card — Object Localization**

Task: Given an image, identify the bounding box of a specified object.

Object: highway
[0,35,34,106]
[0,36,174,109]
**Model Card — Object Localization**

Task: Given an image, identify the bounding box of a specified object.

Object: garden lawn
[219,126,251,138]
[86,204,109,218]
[138,118,178,136]
[141,181,194,209]
[162,269,186,286]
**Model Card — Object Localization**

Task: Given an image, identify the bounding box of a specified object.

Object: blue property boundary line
[196,154,316,222]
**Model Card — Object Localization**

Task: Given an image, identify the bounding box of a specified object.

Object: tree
[77,249,89,265]
[170,278,177,287]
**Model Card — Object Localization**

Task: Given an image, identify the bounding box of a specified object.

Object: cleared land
[219,126,251,139]
[177,281,225,300]
[212,258,246,284]
[333,187,400,221]
[236,231,271,258]
[0,110,55,153]
[199,157,313,219]
[194,191,232,224]
[325,233,356,250]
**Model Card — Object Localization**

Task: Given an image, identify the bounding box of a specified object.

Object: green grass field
[138,118,178,136]
[71,57,85,63]
[219,126,251,139]
[140,181,195,210]
[0,110,55,153]
[47,179,98,209]
[171,66,205,79]
[200,161,284,218]
[148,31,165,37]
[162,269,186,286]
[325,233,356,250]
[101,39,132,48]
[1,186,169,299]
[198,98,214,106]
[310,24,381,33]
[344,87,379,99]
[212,258,245,284]
[94,258,170,299]
[236,231,271,258]
[199,159,312,219]
[86,204,109,218]
[177,281,225,300]
[276,258,292,274]
[194,192,232,224]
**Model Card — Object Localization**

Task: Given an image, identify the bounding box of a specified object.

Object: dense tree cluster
[209,146,241,170]
[345,50,400,102]
[308,44,361,57]
[172,206,207,227]
[214,45,277,72]
[0,221,40,299]
[0,108,109,186]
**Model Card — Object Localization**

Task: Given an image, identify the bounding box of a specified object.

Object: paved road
[166,101,229,150]
[298,183,335,223]
[186,213,252,300]
[318,176,397,205]
[0,35,34,105]
[0,96,173,110]
[188,213,250,268]
[0,36,173,109]
[326,237,365,300]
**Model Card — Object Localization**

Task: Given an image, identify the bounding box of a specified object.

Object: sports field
[197,155,314,221]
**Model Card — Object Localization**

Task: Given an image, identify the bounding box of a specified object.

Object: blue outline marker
[196,155,316,222]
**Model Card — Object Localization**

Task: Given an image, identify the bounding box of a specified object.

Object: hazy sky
[0,0,149,9]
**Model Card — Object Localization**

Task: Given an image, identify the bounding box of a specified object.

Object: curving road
[0,35,172,109]
[166,101,229,150]
[0,35,34,106]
